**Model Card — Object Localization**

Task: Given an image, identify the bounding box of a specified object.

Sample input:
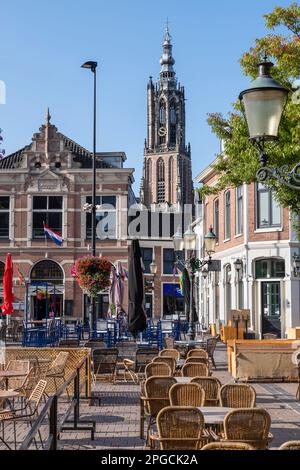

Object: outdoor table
[0,370,27,390]
[198,406,232,425]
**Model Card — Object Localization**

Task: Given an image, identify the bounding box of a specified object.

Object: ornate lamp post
[173,226,217,341]
[239,58,300,190]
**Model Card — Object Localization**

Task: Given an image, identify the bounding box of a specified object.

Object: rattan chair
[46,351,69,392]
[278,440,300,450]
[159,349,180,361]
[191,377,222,406]
[202,441,255,450]
[145,362,172,378]
[185,357,209,366]
[187,349,208,359]
[144,376,176,446]
[0,410,14,449]
[223,408,272,450]
[152,356,176,375]
[154,406,211,450]
[169,383,205,407]
[181,362,209,377]
[219,384,256,408]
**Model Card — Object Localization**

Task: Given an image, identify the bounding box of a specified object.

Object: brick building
[0,110,135,321]
[195,158,300,338]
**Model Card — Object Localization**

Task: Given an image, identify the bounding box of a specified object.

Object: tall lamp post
[81,60,98,331]
[173,226,217,340]
[238,57,300,190]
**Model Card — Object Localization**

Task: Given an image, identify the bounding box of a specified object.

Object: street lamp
[204,226,217,258]
[239,58,300,190]
[149,260,158,276]
[81,60,98,331]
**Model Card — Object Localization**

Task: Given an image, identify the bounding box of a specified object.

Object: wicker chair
[187,349,208,359]
[202,441,255,450]
[219,384,256,408]
[185,357,209,366]
[206,337,218,369]
[181,362,209,377]
[144,376,176,445]
[0,410,14,449]
[145,362,172,378]
[84,339,106,351]
[191,377,222,406]
[278,440,300,450]
[152,356,176,375]
[169,383,205,407]
[5,360,30,390]
[223,408,272,450]
[46,351,69,391]
[92,348,118,383]
[159,349,180,361]
[154,406,211,450]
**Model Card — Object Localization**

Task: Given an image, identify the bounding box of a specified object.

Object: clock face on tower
[158,126,167,137]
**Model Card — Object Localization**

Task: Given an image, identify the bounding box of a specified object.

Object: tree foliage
[199,3,300,218]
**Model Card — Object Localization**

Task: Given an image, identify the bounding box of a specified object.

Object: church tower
[140,27,193,207]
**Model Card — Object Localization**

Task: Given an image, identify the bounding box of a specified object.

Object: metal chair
[92,348,119,383]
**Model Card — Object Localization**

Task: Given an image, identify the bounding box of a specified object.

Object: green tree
[199,3,300,219]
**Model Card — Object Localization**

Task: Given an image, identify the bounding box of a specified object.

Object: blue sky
[0,0,292,192]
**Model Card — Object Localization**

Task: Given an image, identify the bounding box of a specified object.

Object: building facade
[0,110,135,321]
[195,161,300,338]
[138,28,194,319]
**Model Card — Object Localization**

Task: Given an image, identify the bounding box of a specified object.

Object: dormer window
[34,161,41,169]
[55,161,61,169]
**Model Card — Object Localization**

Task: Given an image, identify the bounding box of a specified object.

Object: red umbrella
[1,253,14,315]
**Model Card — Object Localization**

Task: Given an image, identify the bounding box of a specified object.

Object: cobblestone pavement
[1,343,300,450]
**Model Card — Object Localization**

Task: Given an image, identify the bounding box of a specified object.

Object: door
[261,281,281,337]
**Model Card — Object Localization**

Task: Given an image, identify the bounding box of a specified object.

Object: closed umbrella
[182,267,198,323]
[115,261,126,317]
[1,253,14,315]
[128,239,146,337]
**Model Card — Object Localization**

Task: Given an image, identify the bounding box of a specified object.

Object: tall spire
[159,24,176,87]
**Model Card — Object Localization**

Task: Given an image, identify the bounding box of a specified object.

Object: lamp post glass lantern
[239,57,300,190]
[81,60,98,332]
[204,226,217,257]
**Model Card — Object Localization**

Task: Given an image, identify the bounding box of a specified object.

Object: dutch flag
[43,223,63,246]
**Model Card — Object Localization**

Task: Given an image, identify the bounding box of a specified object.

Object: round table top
[198,407,233,425]
[0,370,27,378]
[0,389,21,399]
[175,340,206,346]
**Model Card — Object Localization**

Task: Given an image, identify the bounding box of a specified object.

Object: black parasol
[128,239,147,337]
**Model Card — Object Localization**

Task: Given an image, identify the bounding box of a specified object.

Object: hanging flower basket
[74,256,111,298]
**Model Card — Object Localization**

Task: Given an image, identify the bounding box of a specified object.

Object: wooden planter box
[227,339,300,382]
